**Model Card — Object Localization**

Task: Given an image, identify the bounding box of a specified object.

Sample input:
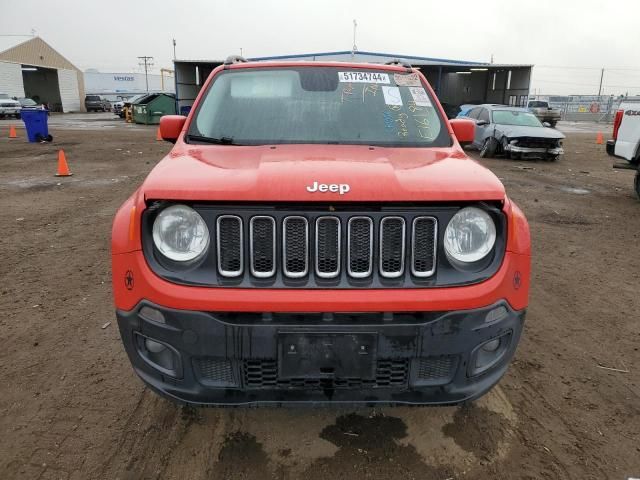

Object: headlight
[152,205,209,262]
[444,207,496,263]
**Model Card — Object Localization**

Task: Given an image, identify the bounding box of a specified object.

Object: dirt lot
[0,120,638,480]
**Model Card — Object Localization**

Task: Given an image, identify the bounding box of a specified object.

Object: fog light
[134,333,182,378]
[145,338,166,353]
[140,306,165,324]
[469,332,513,377]
[482,338,500,352]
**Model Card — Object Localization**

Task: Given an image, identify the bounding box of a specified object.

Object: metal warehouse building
[0,36,85,112]
[173,50,532,116]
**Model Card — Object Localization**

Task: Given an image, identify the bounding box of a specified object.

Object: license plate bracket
[278,332,377,379]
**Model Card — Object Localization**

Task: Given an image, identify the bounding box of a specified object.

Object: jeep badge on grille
[306,181,350,195]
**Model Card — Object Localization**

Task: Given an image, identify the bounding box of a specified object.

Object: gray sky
[2,0,640,95]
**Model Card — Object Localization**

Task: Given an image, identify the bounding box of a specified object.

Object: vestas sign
[114,75,135,81]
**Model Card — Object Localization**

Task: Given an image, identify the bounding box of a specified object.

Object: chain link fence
[529,95,640,123]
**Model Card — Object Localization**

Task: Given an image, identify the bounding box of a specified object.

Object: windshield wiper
[185,134,237,145]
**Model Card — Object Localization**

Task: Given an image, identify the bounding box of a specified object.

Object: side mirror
[542,121,551,127]
[450,118,475,146]
[476,120,489,127]
[159,115,187,143]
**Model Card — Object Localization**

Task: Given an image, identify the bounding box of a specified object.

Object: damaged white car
[465,105,565,161]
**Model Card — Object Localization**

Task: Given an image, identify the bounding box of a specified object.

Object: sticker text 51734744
[338,71,390,84]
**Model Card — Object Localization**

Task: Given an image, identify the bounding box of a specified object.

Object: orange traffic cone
[9,125,17,138]
[156,127,162,141]
[596,132,603,145]
[55,150,73,177]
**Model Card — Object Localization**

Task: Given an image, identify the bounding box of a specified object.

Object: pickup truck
[111,57,531,406]
[527,100,561,128]
[607,105,640,198]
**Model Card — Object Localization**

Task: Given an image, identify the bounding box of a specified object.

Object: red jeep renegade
[111,58,531,406]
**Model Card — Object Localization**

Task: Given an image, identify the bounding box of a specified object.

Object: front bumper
[116,300,525,406]
[506,145,564,157]
[0,107,20,115]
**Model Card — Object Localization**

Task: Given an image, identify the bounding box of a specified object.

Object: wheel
[634,171,640,200]
[547,155,559,162]
[501,138,511,159]
[15,113,21,119]
[479,137,498,158]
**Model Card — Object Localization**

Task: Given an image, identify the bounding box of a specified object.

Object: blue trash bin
[21,109,52,142]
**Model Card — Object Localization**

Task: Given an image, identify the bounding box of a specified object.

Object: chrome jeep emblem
[306,181,350,195]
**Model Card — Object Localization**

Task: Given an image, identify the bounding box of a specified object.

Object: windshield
[493,110,543,127]
[528,101,548,108]
[0,93,10,99]
[20,98,37,106]
[188,67,449,147]
[86,95,100,101]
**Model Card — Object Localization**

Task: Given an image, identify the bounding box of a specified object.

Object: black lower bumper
[606,139,616,157]
[116,302,525,406]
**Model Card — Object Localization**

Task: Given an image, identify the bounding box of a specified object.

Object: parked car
[527,100,561,128]
[0,93,21,118]
[85,95,110,112]
[607,106,640,198]
[467,105,565,160]
[456,104,477,118]
[111,59,531,407]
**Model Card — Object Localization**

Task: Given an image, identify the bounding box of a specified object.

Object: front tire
[501,138,511,159]
[634,171,640,200]
[480,137,498,158]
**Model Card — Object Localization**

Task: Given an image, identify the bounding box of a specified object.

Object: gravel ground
[0,122,638,480]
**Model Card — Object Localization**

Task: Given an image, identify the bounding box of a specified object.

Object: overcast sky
[2,0,640,95]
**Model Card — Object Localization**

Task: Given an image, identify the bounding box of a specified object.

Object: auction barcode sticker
[338,71,390,83]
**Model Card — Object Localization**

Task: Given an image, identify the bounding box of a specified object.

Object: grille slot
[348,217,373,278]
[315,216,341,278]
[193,358,237,386]
[379,217,406,278]
[243,358,409,389]
[411,217,437,277]
[414,355,458,386]
[217,215,243,277]
[283,216,309,278]
[249,216,276,278]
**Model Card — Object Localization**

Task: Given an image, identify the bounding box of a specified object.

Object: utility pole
[138,56,154,93]
[597,68,604,98]
[172,39,177,60]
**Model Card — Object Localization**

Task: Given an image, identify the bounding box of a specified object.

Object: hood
[497,125,565,139]
[141,144,505,203]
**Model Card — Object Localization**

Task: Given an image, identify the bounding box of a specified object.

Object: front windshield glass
[528,101,548,108]
[20,98,37,106]
[0,93,9,99]
[493,110,543,127]
[188,67,449,147]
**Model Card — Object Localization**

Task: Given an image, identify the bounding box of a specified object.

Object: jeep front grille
[217,215,243,277]
[214,213,437,282]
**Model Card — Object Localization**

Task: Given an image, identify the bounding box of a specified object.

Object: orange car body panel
[111,61,530,315]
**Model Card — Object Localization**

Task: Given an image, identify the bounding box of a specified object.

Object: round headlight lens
[152,205,210,263]
[444,207,496,263]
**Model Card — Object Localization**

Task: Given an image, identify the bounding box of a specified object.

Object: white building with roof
[0,36,85,112]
